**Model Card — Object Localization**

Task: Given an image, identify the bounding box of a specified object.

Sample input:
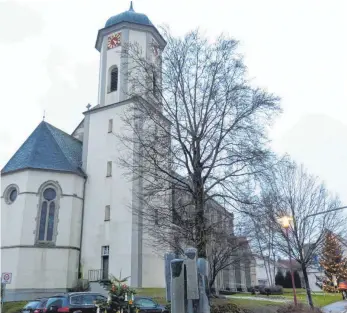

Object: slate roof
[105,2,153,28]
[1,121,84,176]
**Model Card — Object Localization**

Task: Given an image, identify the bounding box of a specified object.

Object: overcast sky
[1,0,346,203]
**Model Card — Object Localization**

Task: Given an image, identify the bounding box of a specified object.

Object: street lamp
[278,216,298,306]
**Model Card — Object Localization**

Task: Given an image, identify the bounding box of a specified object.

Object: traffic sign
[1,272,12,284]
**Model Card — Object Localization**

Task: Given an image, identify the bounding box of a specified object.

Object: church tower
[80,2,167,288]
[95,1,166,106]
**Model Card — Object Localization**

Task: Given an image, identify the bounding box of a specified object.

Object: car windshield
[46,297,64,309]
[24,301,40,309]
[37,300,48,309]
[135,298,157,308]
[70,294,105,305]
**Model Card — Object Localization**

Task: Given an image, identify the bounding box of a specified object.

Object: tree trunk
[194,167,206,258]
[301,264,314,308]
[209,275,216,291]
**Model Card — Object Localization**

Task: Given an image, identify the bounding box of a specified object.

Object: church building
[1,2,166,301]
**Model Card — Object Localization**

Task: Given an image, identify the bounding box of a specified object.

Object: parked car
[44,292,107,313]
[22,299,48,313]
[132,296,169,313]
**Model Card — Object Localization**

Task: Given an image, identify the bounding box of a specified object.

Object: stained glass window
[46,202,55,241]
[37,186,58,242]
[43,188,56,201]
[38,202,48,241]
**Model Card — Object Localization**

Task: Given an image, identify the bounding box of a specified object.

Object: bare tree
[254,158,346,308]
[208,232,252,290]
[118,28,281,258]
[244,216,278,286]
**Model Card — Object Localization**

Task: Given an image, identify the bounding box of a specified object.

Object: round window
[43,188,56,201]
[9,189,17,202]
[4,185,19,204]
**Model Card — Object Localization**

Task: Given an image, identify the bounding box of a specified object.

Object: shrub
[259,285,283,295]
[219,290,236,295]
[277,303,323,313]
[284,271,293,288]
[165,301,248,313]
[275,270,285,287]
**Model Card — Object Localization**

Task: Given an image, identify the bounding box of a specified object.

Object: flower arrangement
[96,273,136,313]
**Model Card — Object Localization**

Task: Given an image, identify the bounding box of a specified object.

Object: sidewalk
[322,301,347,313]
[227,295,289,303]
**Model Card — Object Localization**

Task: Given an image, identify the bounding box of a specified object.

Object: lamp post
[278,216,298,306]
[303,206,347,221]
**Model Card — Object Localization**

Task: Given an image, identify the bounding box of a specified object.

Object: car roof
[50,292,105,297]
[26,300,41,303]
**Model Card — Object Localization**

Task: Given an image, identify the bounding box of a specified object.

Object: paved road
[322,301,347,313]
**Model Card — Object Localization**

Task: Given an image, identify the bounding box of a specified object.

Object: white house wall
[1,170,84,300]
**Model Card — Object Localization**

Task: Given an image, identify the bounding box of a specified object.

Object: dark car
[44,292,107,313]
[132,296,168,313]
[22,299,48,313]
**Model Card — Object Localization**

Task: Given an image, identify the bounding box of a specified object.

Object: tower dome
[105,2,153,28]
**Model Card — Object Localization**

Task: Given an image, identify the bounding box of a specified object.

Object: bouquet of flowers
[96,273,136,313]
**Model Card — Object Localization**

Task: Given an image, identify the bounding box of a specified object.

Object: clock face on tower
[107,32,121,50]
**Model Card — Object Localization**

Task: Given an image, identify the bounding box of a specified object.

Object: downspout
[78,174,87,279]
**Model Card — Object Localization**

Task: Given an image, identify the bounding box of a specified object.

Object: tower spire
[129,1,134,12]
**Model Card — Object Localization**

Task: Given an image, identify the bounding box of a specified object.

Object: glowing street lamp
[278,216,292,229]
[278,215,298,306]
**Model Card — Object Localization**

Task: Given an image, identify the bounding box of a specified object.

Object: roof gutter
[78,173,87,279]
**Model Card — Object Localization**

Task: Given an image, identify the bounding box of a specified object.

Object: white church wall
[1,171,29,247]
[141,233,165,288]
[81,103,135,285]
[128,30,148,96]
[139,115,171,288]
[1,169,84,295]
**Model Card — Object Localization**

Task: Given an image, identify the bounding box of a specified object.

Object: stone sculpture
[166,247,210,313]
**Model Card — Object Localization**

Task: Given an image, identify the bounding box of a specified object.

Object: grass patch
[228,298,281,308]
[135,288,166,304]
[135,288,166,298]
[283,288,307,294]
[282,290,342,307]
[2,301,26,313]
[136,288,285,312]
[232,289,342,307]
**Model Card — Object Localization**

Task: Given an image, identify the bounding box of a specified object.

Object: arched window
[110,66,118,92]
[36,182,60,243]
